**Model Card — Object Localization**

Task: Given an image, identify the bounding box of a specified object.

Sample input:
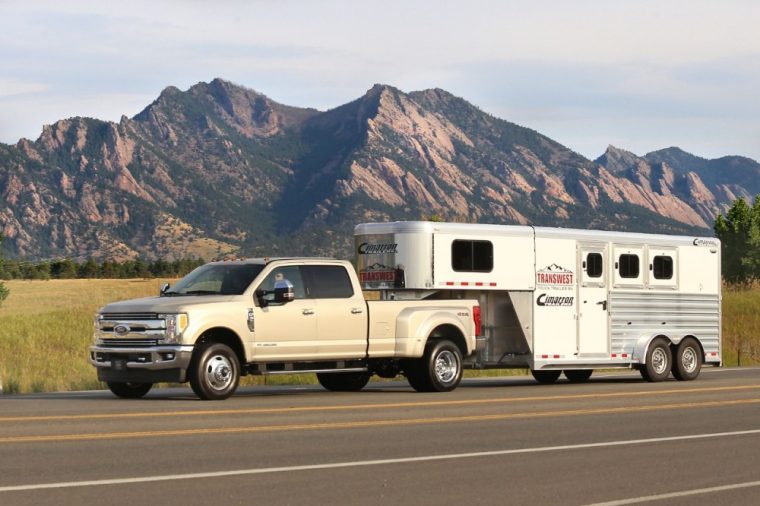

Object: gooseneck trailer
[355,221,721,383]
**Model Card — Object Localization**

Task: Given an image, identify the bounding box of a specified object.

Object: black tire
[107,382,152,399]
[564,369,593,383]
[672,337,702,381]
[640,337,672,382]
[316,372,371,392]
[188,342,240,400]
[406,340,463,392]
[531,369,561,384]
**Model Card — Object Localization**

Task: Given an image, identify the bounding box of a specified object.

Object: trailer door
[577,245,609,356]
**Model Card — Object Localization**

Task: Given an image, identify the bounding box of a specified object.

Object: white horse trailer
[354,221,721,383]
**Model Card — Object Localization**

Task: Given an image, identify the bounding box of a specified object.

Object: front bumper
[89,344,194,383]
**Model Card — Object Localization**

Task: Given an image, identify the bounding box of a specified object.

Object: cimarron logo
[357,242,398,255]
[536,293,574,307]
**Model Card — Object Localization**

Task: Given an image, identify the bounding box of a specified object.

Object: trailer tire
[672,337,702,381]
[316,372,371,392]
[407,340,463,392]
[188,342,240,400]
[564,369,593,383]
[107,382,152,399]
[531,370,561,384]
[640,338,672,382]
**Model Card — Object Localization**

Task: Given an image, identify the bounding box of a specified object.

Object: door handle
[302,309,315,315]
[596,301,607,311]
[351,308,364,314]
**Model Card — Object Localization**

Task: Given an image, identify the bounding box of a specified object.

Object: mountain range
[1,78,758,261]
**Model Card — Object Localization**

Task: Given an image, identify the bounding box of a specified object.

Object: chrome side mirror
[273,280,295,303]
[160,282,170,296]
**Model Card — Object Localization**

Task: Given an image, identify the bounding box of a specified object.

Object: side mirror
[160,282,170,296]
[255,289,269,308]
[273,280,295,303]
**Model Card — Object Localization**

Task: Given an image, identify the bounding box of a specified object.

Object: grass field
[0,279,757,394]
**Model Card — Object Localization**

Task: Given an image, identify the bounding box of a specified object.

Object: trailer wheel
[672,337,702,381]
[107,382,152,399]
[407,340,463,392]
[316,372,371,392]
[531,370,561,384]
[564,369,593,383]
[640,338,672,382]
[188,342,240,400]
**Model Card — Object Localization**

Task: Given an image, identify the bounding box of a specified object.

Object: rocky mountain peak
[2,79,758,261]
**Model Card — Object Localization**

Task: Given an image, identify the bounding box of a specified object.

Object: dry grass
[721,286,760,366]
[0,280,757,394]
[0,279,172,393]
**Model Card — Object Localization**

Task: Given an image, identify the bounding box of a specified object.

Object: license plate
[112,359,127,371]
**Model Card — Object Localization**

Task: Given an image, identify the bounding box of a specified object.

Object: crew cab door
[252,265,318,360]
[302,264,368,359]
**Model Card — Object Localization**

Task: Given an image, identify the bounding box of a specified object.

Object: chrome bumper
[89,344,194,371]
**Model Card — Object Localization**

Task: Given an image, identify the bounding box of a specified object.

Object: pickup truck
[90,258,479,400]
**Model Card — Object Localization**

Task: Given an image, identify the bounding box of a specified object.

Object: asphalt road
[1,367,760,505]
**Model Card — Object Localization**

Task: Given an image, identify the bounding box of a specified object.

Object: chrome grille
[101,312,159,320]
[98,339,160,347]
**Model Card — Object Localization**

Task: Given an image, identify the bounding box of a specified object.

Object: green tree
[79,258,100,279]
[714,196,760,283]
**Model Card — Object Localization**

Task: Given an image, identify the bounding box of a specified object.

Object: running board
[259,367,368,376]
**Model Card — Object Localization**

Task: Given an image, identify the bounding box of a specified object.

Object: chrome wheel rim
[651,347,668,375]
[434,350,458,384]
[682,346,698,373]
[205,354,234,391]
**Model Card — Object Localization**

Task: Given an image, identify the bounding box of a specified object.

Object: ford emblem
[114,324,131,336]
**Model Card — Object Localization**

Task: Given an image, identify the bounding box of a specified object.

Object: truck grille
[101,312,159,320]
[98,339,160,348]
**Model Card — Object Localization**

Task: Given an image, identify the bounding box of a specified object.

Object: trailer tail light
[473,306,482,336]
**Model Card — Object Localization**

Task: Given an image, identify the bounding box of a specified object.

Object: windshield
[164,263,264,296]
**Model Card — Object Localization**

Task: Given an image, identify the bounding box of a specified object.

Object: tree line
[0,257,205,281]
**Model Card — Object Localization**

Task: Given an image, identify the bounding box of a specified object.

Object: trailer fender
[395,308,472,358]
[633,334,674,365]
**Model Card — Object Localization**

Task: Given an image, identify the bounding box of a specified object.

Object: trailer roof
[354,221,719,247]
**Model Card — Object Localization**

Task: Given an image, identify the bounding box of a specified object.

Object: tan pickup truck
[90,258,479,400]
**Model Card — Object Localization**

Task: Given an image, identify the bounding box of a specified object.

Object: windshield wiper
[183,290,220,296]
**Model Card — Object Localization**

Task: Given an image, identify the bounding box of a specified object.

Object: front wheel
[107,382,152,399]
[189,342,240,400]
[317,372,371,392]
[407,340,463,392]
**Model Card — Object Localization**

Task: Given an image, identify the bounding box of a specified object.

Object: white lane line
[588,479,760,505]
[1,428,759,493]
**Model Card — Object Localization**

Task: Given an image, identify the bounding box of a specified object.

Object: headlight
[160,313,189,343]
[93,313,103,344]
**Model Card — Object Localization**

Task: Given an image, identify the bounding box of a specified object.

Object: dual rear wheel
[640,337,702,382]
[406,340,463,392]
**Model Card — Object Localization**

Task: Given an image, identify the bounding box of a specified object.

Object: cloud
[0,78,49,98]
[0,0,758,160]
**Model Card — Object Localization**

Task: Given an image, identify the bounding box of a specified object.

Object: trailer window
[586,253,603,278]
[302,265,355,298]
[653,255,674,280]
[452,240,493,272]
[618,254,639,278]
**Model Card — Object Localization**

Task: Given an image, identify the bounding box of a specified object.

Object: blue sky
[1,0,758,160]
